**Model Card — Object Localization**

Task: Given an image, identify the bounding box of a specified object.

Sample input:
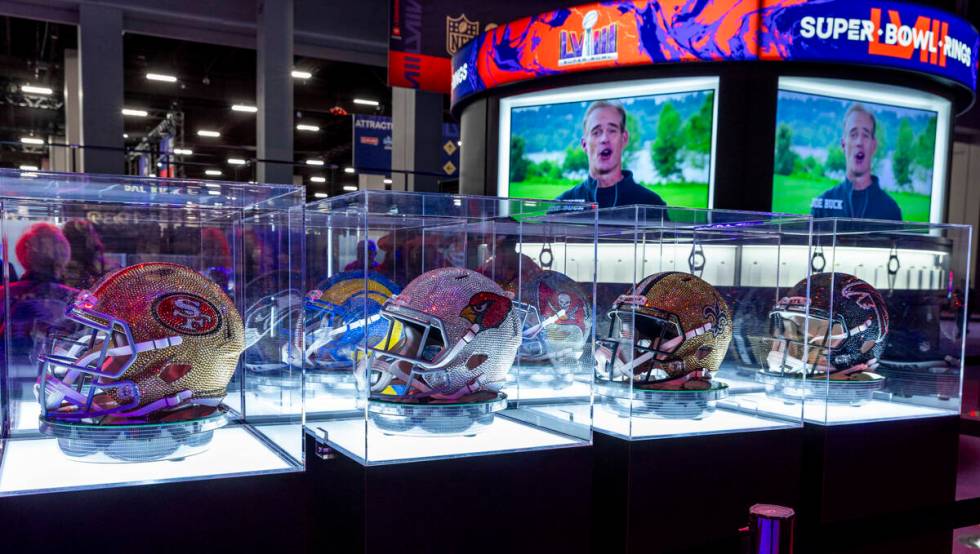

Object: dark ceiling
[0,14,392,196]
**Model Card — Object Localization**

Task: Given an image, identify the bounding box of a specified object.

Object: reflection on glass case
[589,206,811,440]
[0,170,305,495]
[304,192,595,465]
[762,218,971,425]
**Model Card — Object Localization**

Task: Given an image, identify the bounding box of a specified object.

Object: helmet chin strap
[523,309,566,338]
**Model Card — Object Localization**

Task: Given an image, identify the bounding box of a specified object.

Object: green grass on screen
[771,175,930,221]
[509,177,709,209]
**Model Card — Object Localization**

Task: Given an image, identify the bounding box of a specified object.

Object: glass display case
[762,218,970,425]
[589,206,812,440]
[0,170,305,495]
[303,191,595,465]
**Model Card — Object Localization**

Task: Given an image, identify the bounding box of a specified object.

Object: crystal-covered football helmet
[518,270,592,365]
[361,267,522,401]
[243,288,304,372]
[596,272,732,390]
[38,262,245,424]
[298,271,401,370]
[767,272,888,380]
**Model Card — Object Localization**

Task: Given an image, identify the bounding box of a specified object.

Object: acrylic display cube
[0,170,306,495]
[302,191,596,465]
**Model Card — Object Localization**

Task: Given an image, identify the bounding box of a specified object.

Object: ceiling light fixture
[21,85,53,95]
[205,169,223,176]
[197,129,220,138]
[232,104,258,113]
[291,70,312,79]
[310,176,326,183]
[19,164,39,171]
[173,148,193,155]
[383,178,393,184]
[344,167,355,174]
[296,123,320,132]
[20,137,44,145]
[305,159,324,166]
[146,73,178,83]
[122,108,149,117]
[314,192,328,198]
[353,98,380,107]
[342,185,358,192]
[228,158,246,165]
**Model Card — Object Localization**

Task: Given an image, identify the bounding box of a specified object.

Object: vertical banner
[352,114,393,173]
[440,122,460,178]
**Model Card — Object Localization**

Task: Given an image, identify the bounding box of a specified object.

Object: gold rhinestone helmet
[596,271,732,390]
[38,262,244,424]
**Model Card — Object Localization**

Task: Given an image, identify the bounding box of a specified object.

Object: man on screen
[810,103,902,220]
[556,101,667,208]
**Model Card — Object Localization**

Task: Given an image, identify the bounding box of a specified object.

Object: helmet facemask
[766,303,877,378]
[361,299,484,400]
[38,291,185,422]
[596,306,688,386]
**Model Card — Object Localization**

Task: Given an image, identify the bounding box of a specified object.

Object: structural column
[77,4,124,174]
[392,87,443,192]
[257,0,294,184]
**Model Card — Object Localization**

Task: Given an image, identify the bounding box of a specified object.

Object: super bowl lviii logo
[559,10,618,67]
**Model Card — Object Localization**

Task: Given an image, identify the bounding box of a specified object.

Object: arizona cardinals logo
[460,291,512,330]
[842,281,888,337]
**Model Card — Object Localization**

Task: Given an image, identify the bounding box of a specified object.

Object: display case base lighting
[312,416,578,464]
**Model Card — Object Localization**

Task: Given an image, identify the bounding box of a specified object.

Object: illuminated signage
[451,0,978,108]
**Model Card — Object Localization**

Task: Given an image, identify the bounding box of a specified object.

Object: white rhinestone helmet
[360,267,522,401]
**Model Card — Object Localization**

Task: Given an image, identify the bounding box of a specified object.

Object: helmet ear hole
[160,362,192,383]
[695,345,713,360]
[860,339,876,354]
[466,353,488,370]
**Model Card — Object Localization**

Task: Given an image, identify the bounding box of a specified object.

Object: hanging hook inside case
[810,245,826,273]
[688,241,705,278]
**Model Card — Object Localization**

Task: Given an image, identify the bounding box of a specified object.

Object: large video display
[498,78,718,208]
[772,78,950,223]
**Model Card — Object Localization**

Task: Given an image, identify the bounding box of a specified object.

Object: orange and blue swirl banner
[450,0,978,108]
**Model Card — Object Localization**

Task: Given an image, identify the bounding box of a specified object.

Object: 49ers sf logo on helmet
[153,293,222,336]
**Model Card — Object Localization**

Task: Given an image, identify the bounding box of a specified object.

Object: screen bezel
[497,76,721,208]
[775,77,952,224]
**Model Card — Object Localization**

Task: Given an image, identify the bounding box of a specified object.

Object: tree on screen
[652,103,682,180]
[682,92,713,156]
[893,118,914,188]
[625,113,642,161]
[563,145,588,173]
[510,136,530,182]
[774,123,798,176]
[825,145,846,175]
[914,117,937,169]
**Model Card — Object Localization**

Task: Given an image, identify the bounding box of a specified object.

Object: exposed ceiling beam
[0,0,387,66]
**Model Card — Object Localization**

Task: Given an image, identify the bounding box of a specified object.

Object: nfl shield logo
[446,14,479,55]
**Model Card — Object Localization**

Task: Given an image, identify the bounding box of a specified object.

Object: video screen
[772,78,950,223]
[498,78,718,209]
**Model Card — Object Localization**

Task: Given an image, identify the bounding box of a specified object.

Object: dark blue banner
[761,0,978,93]
[353,115,459,177]
[352,115,393,173]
